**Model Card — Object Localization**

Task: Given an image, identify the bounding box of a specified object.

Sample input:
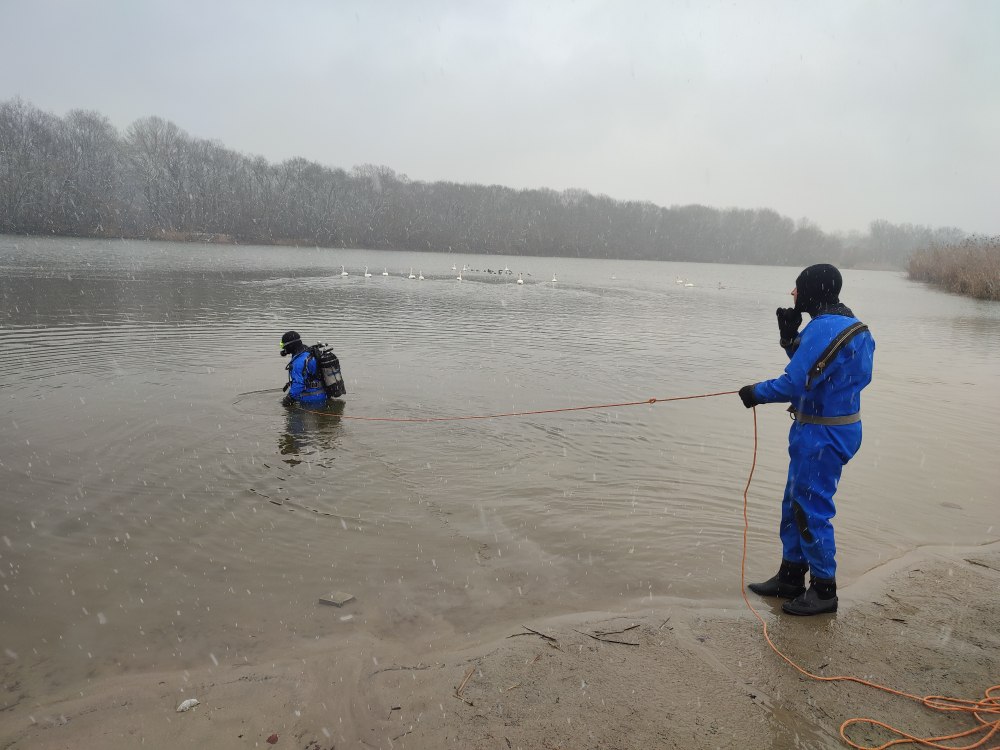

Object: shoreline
[4,540,997,749]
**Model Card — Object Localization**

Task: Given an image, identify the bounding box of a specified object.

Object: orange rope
[293,390,1000,747]
[293,389,739,421]
[741,407,1000,750]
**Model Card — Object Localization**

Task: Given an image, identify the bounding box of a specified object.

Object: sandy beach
[3,540,997,750]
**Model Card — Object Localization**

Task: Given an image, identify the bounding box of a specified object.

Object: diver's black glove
[776,307,802,345]
[739,385,760,409]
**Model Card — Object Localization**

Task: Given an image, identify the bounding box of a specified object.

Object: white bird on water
[516,273,524,285]
[451,263,457,271]
[456,270,463,281]
[382,268,389,276]
[341,265,348,277]
[364,266,372,278]
[551,273,557,283]
[418,270,424,280]
[408,268,416,279]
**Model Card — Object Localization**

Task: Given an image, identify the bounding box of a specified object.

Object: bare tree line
[0,98,967,268]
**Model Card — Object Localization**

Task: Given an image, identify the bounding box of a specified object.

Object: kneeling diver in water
[279,330,346,408]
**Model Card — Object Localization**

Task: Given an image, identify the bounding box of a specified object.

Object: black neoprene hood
[795,264,843,315]
[280,330,303,357]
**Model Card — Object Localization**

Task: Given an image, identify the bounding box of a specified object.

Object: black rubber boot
[748,560,808,599]
[782,577,838,616]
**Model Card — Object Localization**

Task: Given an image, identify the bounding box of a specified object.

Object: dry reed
[907,236,1000,301]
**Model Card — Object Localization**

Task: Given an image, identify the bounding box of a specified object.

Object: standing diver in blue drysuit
[279,330,328,407]
[739,264,875,616]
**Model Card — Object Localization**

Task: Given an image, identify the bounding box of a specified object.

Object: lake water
[1,236,998,702]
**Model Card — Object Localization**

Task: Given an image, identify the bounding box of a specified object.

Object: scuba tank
[312,344,346,398]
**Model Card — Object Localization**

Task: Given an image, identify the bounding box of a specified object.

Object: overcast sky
[2,0,998,235]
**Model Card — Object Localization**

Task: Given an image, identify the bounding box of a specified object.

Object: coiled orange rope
[294,391,1000,747]
[740,407,1000,750]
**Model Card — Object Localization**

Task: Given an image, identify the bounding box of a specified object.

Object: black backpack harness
[789,320,869,426]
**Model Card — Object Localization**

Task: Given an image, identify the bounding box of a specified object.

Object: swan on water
[418,270,424,280]
[364,266,372,278]
[408,268,416,279]
[382,268,389,276]
[516,273,524,285]
[456,271,463,281]
[551,273,557,283]
[341,265,348,277]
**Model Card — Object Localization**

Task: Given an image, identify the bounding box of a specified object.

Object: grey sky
[2,0,998,235]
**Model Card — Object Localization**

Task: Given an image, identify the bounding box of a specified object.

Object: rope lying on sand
[737,407,1000,750]
[295,390,1000,749]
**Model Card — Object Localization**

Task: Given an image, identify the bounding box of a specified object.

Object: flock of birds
[338,264,556,285]
[335,266,708,288]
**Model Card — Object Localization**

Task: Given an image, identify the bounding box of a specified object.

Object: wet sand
[3,541,997,750]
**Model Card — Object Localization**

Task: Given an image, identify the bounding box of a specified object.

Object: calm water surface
[1,236,998,699]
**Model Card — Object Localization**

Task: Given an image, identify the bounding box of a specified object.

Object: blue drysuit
[751,314,875,579]
[286,350,327,404]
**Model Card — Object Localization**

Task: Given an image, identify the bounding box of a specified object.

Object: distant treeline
[0,98,966,268]
[908,237,1000,301]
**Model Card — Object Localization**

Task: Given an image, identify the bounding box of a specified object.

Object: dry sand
[2,542,998,750]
